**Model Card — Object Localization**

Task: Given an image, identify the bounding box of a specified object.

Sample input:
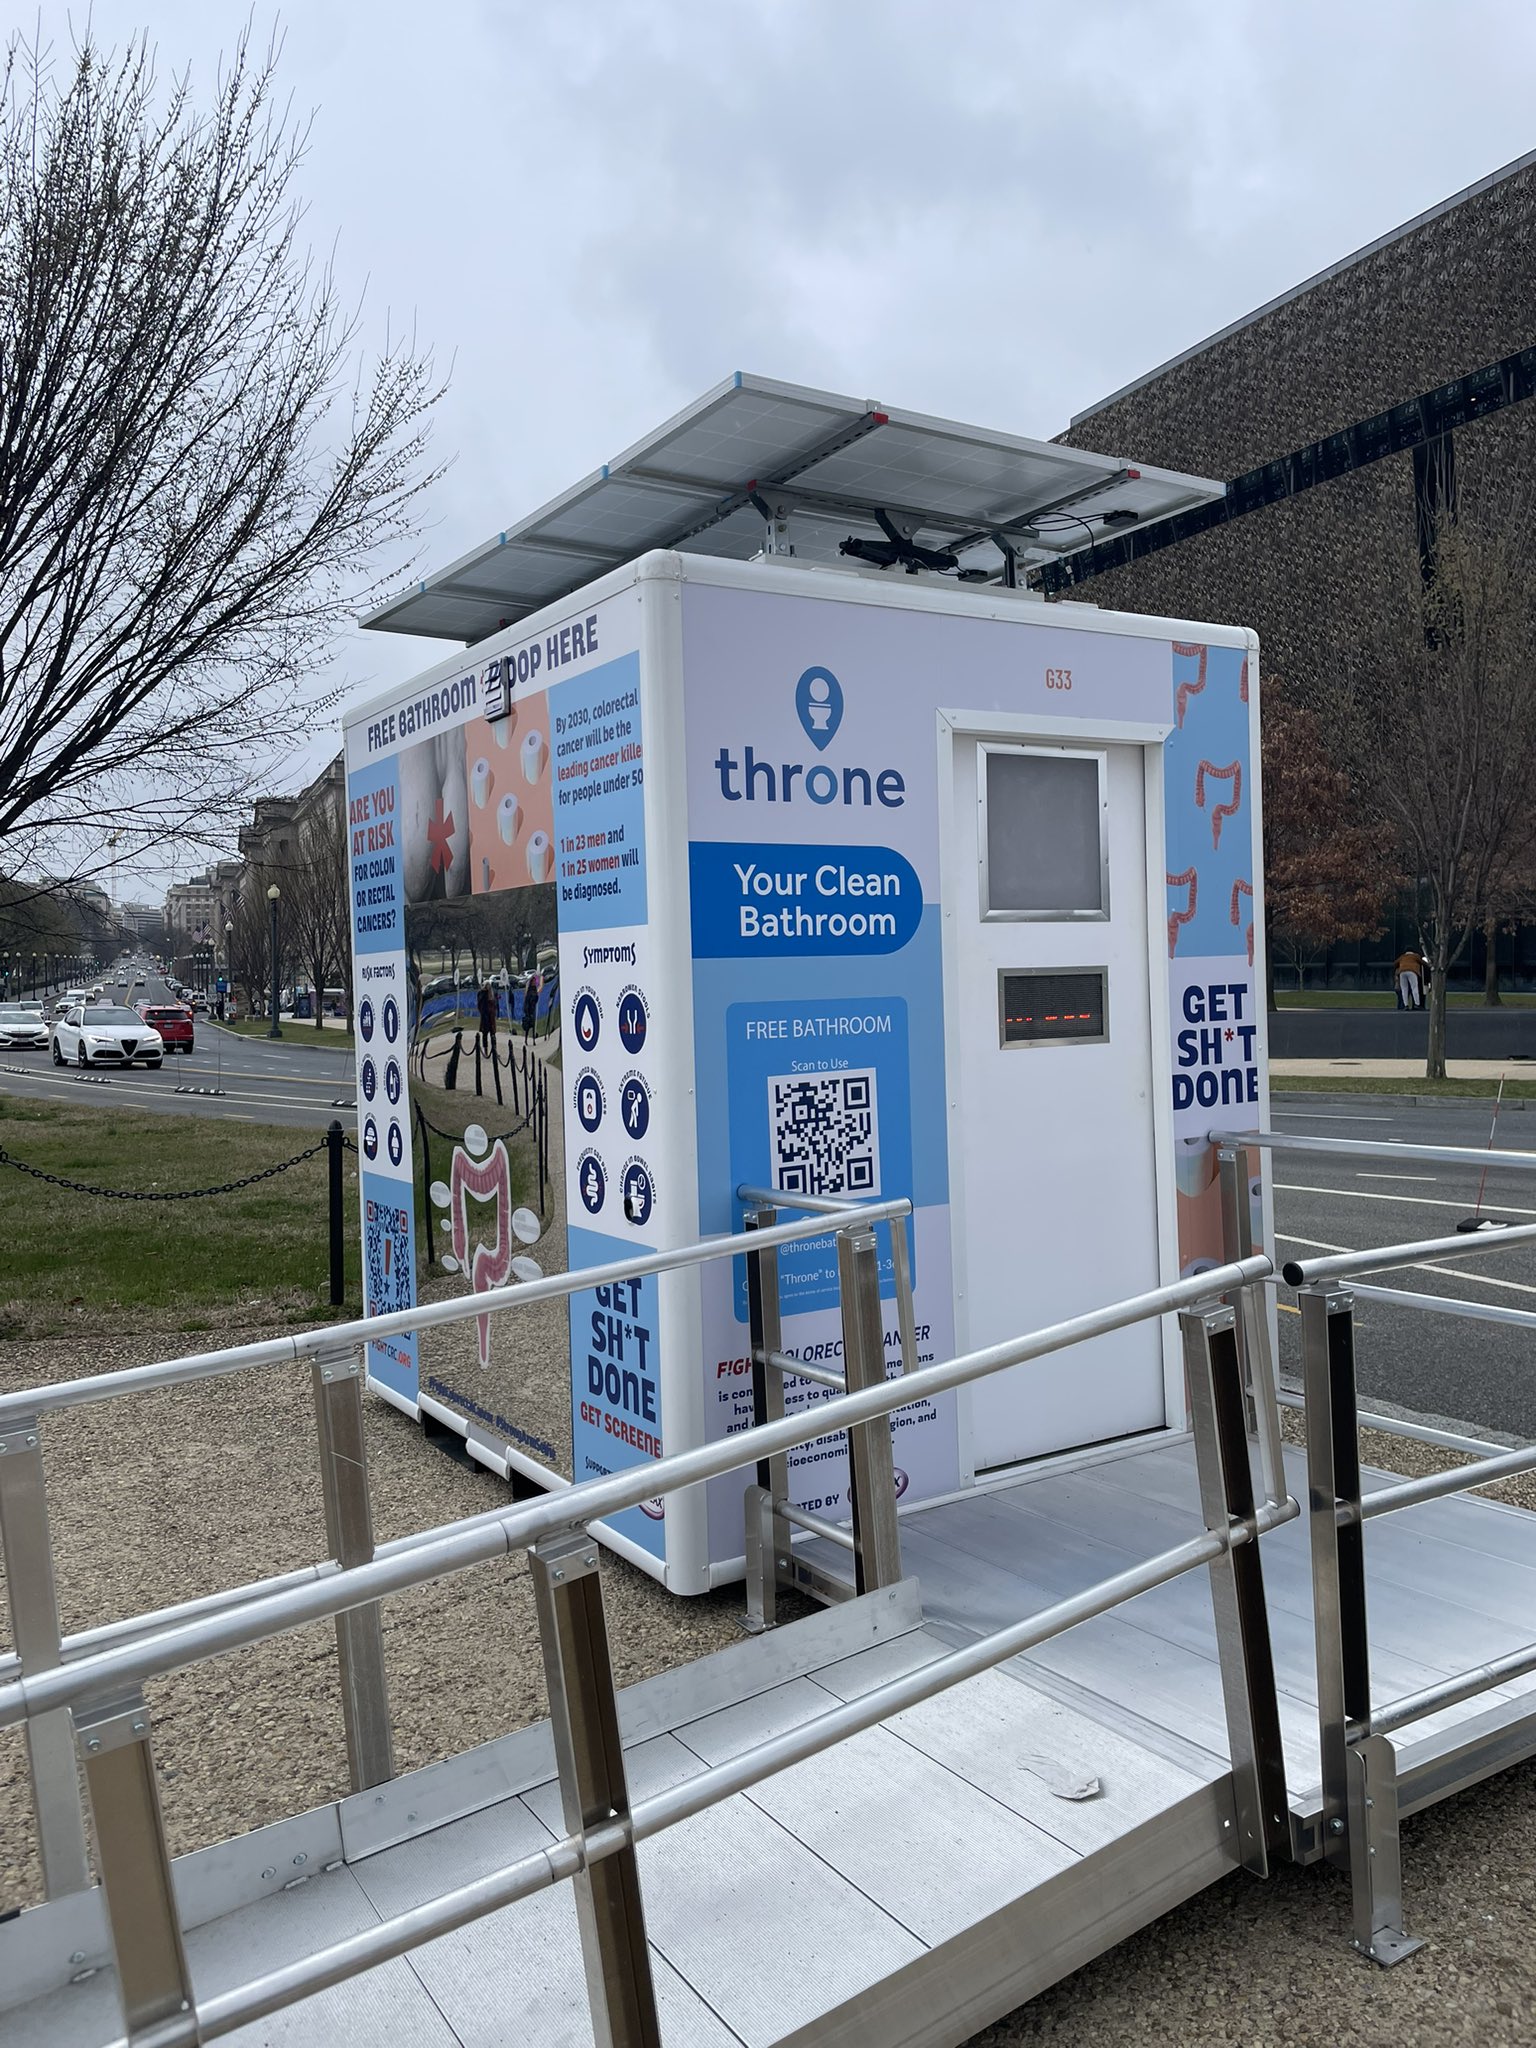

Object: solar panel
[361,372,1225,644]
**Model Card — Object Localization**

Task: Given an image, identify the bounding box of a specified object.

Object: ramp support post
[839,1225,903,1596]
[531,1530,662,2048]
[1299,1284,1423,1964]
[76,1691,195,2042]
[0,1414,90,1898]
[743,1205,792,1632]
[313,1344,394,1791]
[1182,1303,1289,1878]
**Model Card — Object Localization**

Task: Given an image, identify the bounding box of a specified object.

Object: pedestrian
[1395,946,1423,1011]
[522,967,541,1041]
[476,982,495,1053]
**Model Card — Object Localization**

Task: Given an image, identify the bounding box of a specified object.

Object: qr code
[768,1069,881,1199]
[364,1196,412,1316]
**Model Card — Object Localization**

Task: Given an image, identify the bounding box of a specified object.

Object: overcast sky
[36,0,1536,896]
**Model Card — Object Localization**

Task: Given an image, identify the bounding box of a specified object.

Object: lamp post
[267,884,282,1039]
[225,919,235,1022]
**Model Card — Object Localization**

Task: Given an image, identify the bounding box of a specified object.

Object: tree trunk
[1484,920,1502,1006]
[1426,942,1449,1080]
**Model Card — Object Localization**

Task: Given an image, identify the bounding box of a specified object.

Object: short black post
[444,1030,462,1091]
[327,1120,346,1306]
[473,1037,483,1096]
[491,1034,504,1105]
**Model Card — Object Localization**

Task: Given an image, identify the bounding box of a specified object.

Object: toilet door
[945,734,1167,1472]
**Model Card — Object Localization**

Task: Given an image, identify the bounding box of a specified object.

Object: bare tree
[0,30,445,869]
[284,798,349,1028]
[1331,470,1536,1077]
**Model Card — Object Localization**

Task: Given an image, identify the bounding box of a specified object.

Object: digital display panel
[999,969,1107,1048]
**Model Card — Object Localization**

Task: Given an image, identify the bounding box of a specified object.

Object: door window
[981,746,1108,919]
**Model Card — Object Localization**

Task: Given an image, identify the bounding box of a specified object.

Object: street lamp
[267,884,282,1039]
[225,920,235,1022]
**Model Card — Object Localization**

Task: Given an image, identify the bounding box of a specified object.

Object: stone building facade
[1055,149,1536,698]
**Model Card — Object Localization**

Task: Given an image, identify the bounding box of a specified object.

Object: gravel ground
[5,1188,1536,2044]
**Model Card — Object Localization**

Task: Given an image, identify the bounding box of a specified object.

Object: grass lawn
[0,1097,364,1334]
[217,1018,358,1055]
[1275,990,1536,1009]
[1273,1072,1536,1098]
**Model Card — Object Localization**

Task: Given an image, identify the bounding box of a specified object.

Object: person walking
[522,967,541,1042]
[1395,946,1423,1010]
[476,982,496,1053]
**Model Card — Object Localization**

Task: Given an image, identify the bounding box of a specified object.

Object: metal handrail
[0,1251,1274,1731]
[0,1196,911,1427]
[191,1512,1288,2046]
[1281,1222,1536,1287]
[1209,1126,1536,1175]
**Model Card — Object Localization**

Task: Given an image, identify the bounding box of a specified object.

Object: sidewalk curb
[1272,1089,1531,1111]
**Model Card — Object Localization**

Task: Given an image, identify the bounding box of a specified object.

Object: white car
[0,1002,49,1049]
[52,1003,164,1069]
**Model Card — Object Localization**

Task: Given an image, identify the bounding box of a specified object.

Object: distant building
[164,861,243,947]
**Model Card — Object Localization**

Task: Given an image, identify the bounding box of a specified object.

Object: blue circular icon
[387,1120,404,1168]
[382,996,400,1044]
[617,988,648,1055]
[572,990,601,1053]
[621,1160,654,1228]
[361,1057,377,1102]
[575,1069,604,1133]
[619,1075,650,1140]
[359,997,375,1042]
[385,1059,402,1105]
[577,1150,606,1215]
[362,1117,379,1161]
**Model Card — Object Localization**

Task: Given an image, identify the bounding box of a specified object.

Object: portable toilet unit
[343,375,1265,1591]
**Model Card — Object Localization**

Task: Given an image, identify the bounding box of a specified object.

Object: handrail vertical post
[531,1530,661,2048]
[76,1690,194,2037]
[888,1211,920,1378]
[1299,1283,1421,1962]
[1181,1303,1289,1876]
[0,1414,90,1897]
[838,1225,902,1595]
[743,1206,790,1632]
[312,1344,394,1790]
[1217,1143,1286,1506]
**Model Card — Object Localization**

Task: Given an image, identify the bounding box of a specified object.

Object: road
[1269,1093,1536,1445]
[0,974,358,1130]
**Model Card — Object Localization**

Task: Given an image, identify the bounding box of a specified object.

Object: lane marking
[1274,1229,1536,1297]
[1271,1111,1393,1121]
[1357,1172,1439,1183]
[0,1072,335,1119]
[1276,1180,1536,1220]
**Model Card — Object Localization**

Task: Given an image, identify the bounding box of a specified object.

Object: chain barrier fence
[0,1122,358,1304]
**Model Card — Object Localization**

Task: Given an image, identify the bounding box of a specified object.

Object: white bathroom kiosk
[342,374,1266,1592]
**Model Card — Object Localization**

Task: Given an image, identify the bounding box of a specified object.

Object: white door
[945,734,1166,1471]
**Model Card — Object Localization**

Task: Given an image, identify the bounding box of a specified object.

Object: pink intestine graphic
[450,1138,514,1369]
[1167,868,1198,957]
[1173,641,1207,727]
[1195,759,1242,848]
[1230,878,1254,965]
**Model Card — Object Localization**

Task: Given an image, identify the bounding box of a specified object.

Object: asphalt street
[0,974,358,1130]
[5,995,1535,1442]
[1269,1093,1536,1445]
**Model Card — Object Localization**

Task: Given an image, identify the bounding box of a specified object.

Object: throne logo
[794,666,843,752]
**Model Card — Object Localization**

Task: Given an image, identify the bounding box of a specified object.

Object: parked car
[0,1002,49,1049]
[53,1004,164,1069]
[135,1002,194,1053]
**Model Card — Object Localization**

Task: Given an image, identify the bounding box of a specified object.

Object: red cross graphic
[427,799,456,876]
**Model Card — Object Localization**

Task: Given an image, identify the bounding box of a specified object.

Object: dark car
[136,1001,194,1053]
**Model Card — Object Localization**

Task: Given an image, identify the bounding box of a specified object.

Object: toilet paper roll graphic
[497,792,521,845]
[521,728,546,785]
[526,830,551,883]
[471,757,493,809]
[1175,1134,1219,1200]
[492,705,515,750]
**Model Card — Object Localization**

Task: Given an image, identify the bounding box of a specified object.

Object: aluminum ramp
[4,1583,1241,2048]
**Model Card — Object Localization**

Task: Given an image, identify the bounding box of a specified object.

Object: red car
[136,1001,194,1052]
